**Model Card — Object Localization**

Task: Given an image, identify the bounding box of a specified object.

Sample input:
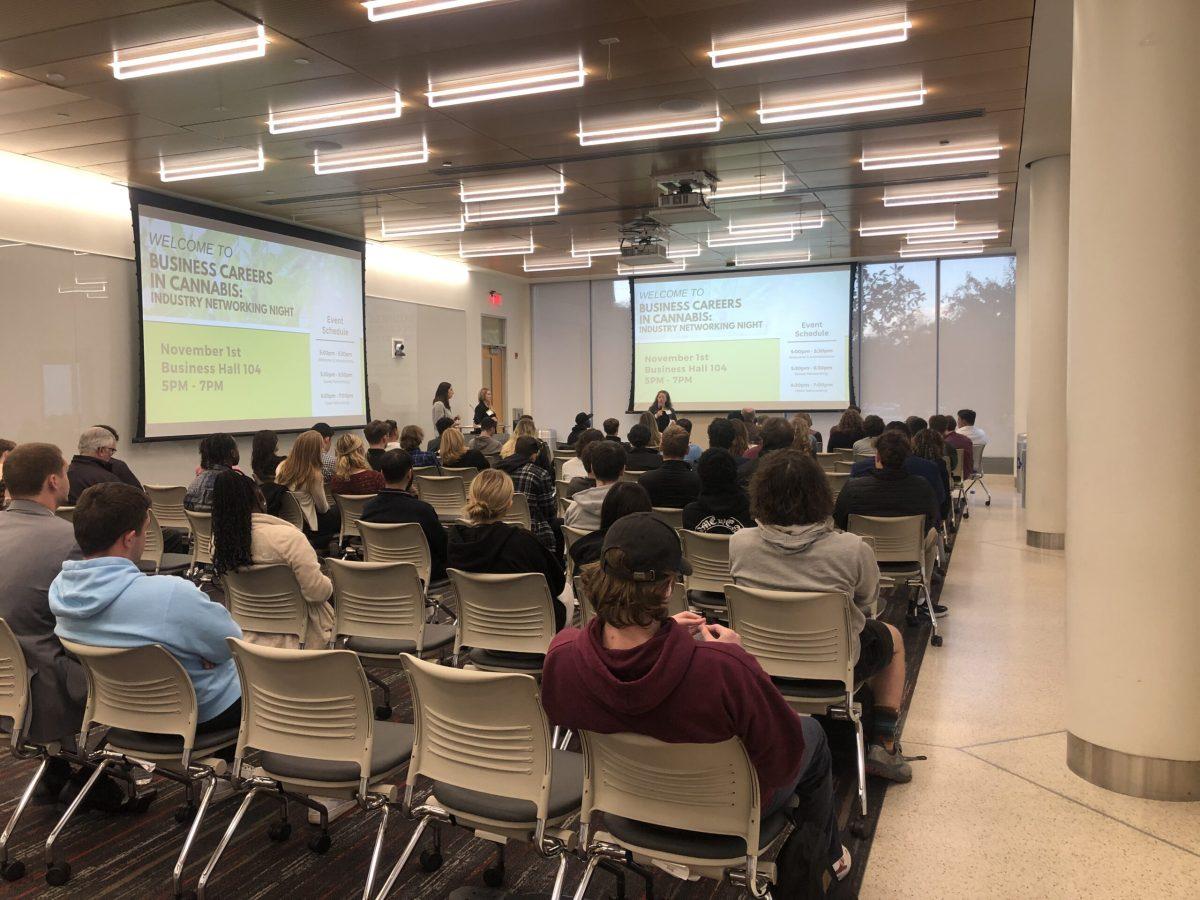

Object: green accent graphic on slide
[636,338,779,404]
[144,321,310,423]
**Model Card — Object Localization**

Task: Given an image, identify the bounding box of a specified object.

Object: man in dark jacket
[637,426,699,508]
[359,449,448,581]
[737,417,794,488]
[67,426,143,504]
[624,424,662,471]
[848,424,945,517]
[682,448,755,533]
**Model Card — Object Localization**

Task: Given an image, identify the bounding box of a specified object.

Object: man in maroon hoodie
[541,513,848,885]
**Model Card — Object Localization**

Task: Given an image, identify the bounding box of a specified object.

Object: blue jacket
[50,557,242,722]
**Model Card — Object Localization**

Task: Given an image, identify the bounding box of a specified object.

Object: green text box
[636,338,779,405]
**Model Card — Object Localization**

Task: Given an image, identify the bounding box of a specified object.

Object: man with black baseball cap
[541,513,849,887]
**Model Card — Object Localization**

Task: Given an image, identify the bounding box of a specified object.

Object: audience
[682,448,755,534]
[400,424,440,470]
[541,513,849,890]
[566,412,592,446]
[637,425,700,508]
[568,482,652,569]
[791,413,818,456]
[250,429,288,516]
[729,418,751,459]
[275,431,339,547]
[638,411,663,450]
[601,417,622,443]
[802,411,824,453]
[738,417,794,487]
[185,433,239,512]
[565,440,626,530]
[934,414,973,477]
[827,408,865,451]
[850,424,945,514]
[741,407,761,445]
[675,417,702,464]
[447,469,566,629]
[438,426,490,472]
[853,415,885,455]
[470,416,503,465]
[730,451,911,782]
[360,449,448,583]
[562,428,602,481]
[311,422,337,483]
[427,416,455,454]
[956,408,988,446]
[905,415,928,438]
[364,420,389,471]
[383,419,401,451]
[501,417,552,471]
[625,424,662,471]
[330,433,386,495]
[912,426,952,524]
[67,426,143,504]
[495,434,558,551]
[211,469,334,647]
[473,387,496,427]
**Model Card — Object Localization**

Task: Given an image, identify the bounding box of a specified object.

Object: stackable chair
[328,559,455,719]
[825,472,850,500]
[49,640,239,892]
[184,510,214,581]
[145,485,191,537]
[447,570,556,675]
[834,448,856,464]
[415,475,467,522]
[650,507,684,531]
[963,442,991,509]
[562,525,589,580]
[814,453,838,473]
[334,493,376,554]
[54,506,74,523]
[277,491,306,530]
[502,493,532,530]
[557,493,572,518]
[620,470,645,483]
[411,465,440,479]
[724,585,871,833]
[573,733,778,899]
[834,460,855,474]
[680,530,733,617]
[222,564,310,647]
[197,640,415,900]
[357,521,454,621]
[848,514,942,646]
[372,655,581,900]
[441,466,479,490]
[140,510,191,575]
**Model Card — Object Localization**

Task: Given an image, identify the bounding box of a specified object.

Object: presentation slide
[631,266,852,412]
[134,196,367,439]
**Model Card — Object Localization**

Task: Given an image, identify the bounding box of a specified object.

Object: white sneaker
[307,796,357,825]
[833,845,852,881]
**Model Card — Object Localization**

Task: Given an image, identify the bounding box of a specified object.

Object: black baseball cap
[575,411,592,426]
[601,512,692,582]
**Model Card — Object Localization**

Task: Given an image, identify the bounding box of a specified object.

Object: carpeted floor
[0,557,945,899]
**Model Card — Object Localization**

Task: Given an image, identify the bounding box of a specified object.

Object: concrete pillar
[1065,0,1200,799]
[1024,155,1069,548]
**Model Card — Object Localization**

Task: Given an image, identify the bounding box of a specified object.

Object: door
[482,345,505,426]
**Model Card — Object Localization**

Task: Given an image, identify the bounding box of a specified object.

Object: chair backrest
[290,490,318,530]
[185,509,213,566]
[556,494,571,517]
[834,460,854,474]
[502,492,531,529]
[847,514,925,565]
[358,521,433,584]
[411,465,440,479]
[555,478,570,498]
[573,574,595,625]
[972,442,987,473]
[834,448,855,462]
[58,638,199,763]
[334,493,376,541]
[401,654,554,819]
[562,524,589,579]
[276,491,306,529]
[619,470,644,483]
[145,484,189,530]
[0,618,31,749]
[552,457,566,482]
[667,581,688,617]
[222,564,308,645]
[329,560,428,652]
[141,509,165,571]
[228,639,375,790]
[448,569,556,657]
[415,475,467,519]
[441,466,479,489]
[651,507,684,530]
[948,454,963,481]
[579,732,761,857]
[55,506,75,523]
[724,586,854,685]
[680,530,732,594]
[825,472,849,499]
[814,453,838,472]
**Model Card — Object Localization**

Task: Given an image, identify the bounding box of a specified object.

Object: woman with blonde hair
[446,469,567,630]
[330,432,385,495]
[438,425,490,471]
[638,411,662,449]
[500,416,551,470]
[276,430,339,547]
[791,414,816,455]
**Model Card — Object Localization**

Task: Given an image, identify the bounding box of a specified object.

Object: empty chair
[334,493,375,547]
[415,475,467,522]
[848,513,941,646]
[440,466,479,490]
[276,491,306,530]
[54,506,74,523]
[49,640,238,892]
[502,492,532,530]
[145,484,190,533]
[222,564,310,647]
[680,530,732,615]
[140,510,190,575]
[411,465,440,479]
[184,509,214,578]
[963,442,991,507]
[573,733,778,899]
[372,654,580,900]
[197,640,414,900]
[650,507,684,531]
[447,569,557,674]
[826,472,850,500]
[814,453,838,473]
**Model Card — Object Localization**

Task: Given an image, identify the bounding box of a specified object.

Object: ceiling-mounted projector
[618,216,672,265]
[648,170,720,224]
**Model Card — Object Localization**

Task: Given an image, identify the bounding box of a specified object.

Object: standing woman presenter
[648,389,677,433]
[432,382,459,428]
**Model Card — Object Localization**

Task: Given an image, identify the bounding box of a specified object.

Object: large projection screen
[630,265,853,413]
[132,190,367,440]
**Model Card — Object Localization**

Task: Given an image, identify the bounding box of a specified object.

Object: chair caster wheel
[131,793,155,814]
[1,859,26,881]
[985,499,991,507]
[931,634,944,647]
[483,865,505,888]
[45,862,71,886]
[308,833,332,854]
[849,819,872,839]
[419,849,443,872]
[174,804,197,824]
[268,821,292,842]
[374,705,392,721]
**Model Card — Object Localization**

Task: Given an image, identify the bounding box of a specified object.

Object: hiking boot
[866,745,912,783]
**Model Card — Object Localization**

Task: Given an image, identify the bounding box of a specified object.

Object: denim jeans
[763,716,842,864]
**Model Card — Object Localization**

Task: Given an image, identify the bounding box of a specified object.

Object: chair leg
[373,815,428,900]
[571,855,601,900]
[44,758,111,876]
[197,787,261,900]
[0,757,47,878]
[557,729,574,751]
[853,715,868,818]
[172,775,216,897]
[362,804,390,900]
[550,850,569,900]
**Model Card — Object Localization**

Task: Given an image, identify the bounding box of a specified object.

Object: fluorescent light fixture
[728,211,823,232]
[0,241,25,249]
[884,177,1001,207]
[459,236,535,258]
[899,243,985,258]
[159,146,264,182]
[665,241,701,258]
[523,254,592,272]
[464,196,559,223]
[363,0,506,22]
[578,113,721,146]
[709,10,911,68]
[906,226,1000,244]
[707,227,796,248]
[57,277,109,299]
[618,260,686,276]
[460,171,564,203]
[858,214,957,237]
[570,238,621,258]
[427,58,584,107]
[758,84,926,124]
[269,92,402,134]
[861,142,1002,170]
[709,172,786,199]
[735,249,813,266]
[112,25,266,79]
[313,136,428,174]
[380,214,464,238]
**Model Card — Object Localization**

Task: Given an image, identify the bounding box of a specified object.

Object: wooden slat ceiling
[0,0,1032,277]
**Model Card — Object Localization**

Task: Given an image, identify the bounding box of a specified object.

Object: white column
[1023,155,1069,548]
[1065,0,1200,799]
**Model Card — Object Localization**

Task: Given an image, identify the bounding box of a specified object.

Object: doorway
[481,315,507,427]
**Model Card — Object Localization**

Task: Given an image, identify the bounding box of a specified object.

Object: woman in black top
[648,389,677,432]
[566,412,591,446]
[473,387,497,427]
[827,408,865,451]
[682,448,755,534]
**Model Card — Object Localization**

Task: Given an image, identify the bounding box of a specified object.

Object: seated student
[470,417,504,466]
[399,424,440,470]
[906,415,928,437]
[496,435,559,551]
[601,417,623,444]
[360,449,448,582]
[501,417,553,472]
[438,425,490,472]
[67,426,143,504]
[827,408,865,451]
[330,433,386,495]
[50,483,244,738]
[638,411,663,450]
[364,420,390,471]
[737,417,794,488]
[383,419,401,451]
[675,418,702,465]
[275,430,340,549]
[624,424,662,472]
[185,433,240,512]
[427,416,455,454]
[956,408,988,446]
[568,482,651,569]
[564,440,626,531]
[937,414,973,477]
[707,418,750,473]
[912,427,952,525]
[799,411,824,453]
[741,407,761,445]
[250,429,288,516]
[790,415,817,456]
[730,451,911,782]
[853,415,885,455]
[212,469,334,648]
[541,514,850,888]
[562,428,602,482]
[849,423,945,515]
[729,418,751,459]
[566,412,592,446]
[447,469,567,629]
[0,436,15,501]
[682,448,755,534]
[311,422,337,483]
[637,425,700,508]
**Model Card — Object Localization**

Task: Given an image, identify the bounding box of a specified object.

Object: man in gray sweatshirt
[564,441,625,531]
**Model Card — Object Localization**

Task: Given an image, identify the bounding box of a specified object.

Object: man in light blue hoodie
[50,483,243,737]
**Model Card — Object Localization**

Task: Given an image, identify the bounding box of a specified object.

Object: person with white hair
[67,425,143,504]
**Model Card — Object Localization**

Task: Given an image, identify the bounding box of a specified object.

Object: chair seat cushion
[432,749,582,823]
[106,725,239,756]
[259,721,415,783]
[877,561,921,576]
[345,622,456,656]
[686,590,727,609]
[466,647,544,671]
[603,808,790,859]
[770,677,852,701]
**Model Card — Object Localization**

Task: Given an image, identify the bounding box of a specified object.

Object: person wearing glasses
[67,425,143,505]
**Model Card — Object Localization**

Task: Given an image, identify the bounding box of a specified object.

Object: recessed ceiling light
[294,57,311,65]
[734,249,813,266]
[159,146,264,182]
[709,171,787,200]
[523,254,592,272]
[459,235,536,258]
[268,92,402,134]
[381,214,465,238]
[112,25,267,80]
[464,196,559,222]
[45,73,66,83]
[905,226,1000,244]
[709,10,912,68]
[858,213,957,237]
[758,83,927,124]
[313,136,429,174]
[441,161,454,168]
[427,58,584,107]
[363,0,509,21]
[861,142,1002,170]
[460,171,564,203]
[579,111,722,146]
[883,177,1001,207]
[899,243,985,258]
